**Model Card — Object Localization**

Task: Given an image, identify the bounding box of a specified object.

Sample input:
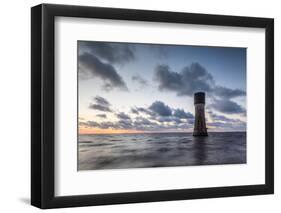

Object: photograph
[30,3,274,209]
[78,41,247,170]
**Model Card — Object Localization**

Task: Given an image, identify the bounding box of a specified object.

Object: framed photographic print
[31,3,274,209]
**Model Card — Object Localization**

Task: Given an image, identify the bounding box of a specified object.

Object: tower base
[193,131,208,136]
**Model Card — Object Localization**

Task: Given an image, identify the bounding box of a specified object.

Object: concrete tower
[193,92,208,136]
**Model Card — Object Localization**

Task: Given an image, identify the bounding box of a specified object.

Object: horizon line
[79,130,247,135]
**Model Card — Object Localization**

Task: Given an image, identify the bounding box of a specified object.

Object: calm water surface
[78,132,246,170]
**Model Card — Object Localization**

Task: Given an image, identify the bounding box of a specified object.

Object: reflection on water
[193,136,207,165]
[78,132,246,170]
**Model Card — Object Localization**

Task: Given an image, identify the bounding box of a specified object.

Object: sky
[78,41,246,134]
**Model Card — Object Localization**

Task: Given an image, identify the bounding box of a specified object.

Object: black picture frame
[31,3,274,209]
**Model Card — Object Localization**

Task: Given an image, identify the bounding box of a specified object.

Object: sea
[78,132,246,170]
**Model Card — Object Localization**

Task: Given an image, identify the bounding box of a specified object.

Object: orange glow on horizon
[79,127,144,135]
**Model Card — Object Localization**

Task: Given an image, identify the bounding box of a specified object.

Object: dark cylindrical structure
[193,92,208,136]
[194,92,205,104]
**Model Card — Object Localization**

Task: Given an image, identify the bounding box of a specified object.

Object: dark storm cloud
[94,96,110,107]
[89,103,112,112]
[154,62,246,115]
[135,107,155,116]
[137,101,194,127]
[89,96,112,112]
[79,52,128,91]
[154,65,183,92]
[214,86,246,99]
[131,102,194,126]
[96,114,107,118]
[79,41,135,64]
[149,101,172,116]
[116,112,131,120]
[132,75,148,86]
[154,63,214,96]
[210,99,246,114]
[117,119,133,129]
[173,109,194,119]
[155,63,246,99]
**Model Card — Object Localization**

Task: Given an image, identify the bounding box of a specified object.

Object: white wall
[0,0,279,212]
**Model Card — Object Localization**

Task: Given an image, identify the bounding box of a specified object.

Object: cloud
[155,63,246,99]
[173,109,194,119]
[208,111,241,123]
[79,41,135,64]
[89,96,112,112]
[210,98,246,114]
[80,114,192,132]
[132,75,148,86]
[134,116,157,126]
[79,52,128,91]
[116,119,133,129]
[81,119,133,130]
[81,100,195,131]
[96,114,107,118]
[149,101,172,116]
[152,116,181,123]
[214,86,246,99]
[135,107,155,116]
[208,120,246,130]
[80,120,99,127]
[136,101,194,128]
[81,97,245,132]
[154,63,214,96]
[94,96,110,107]
[131,108,139,114]
[116,112,131,120]
[88,121,115,129]
[154,62,246,115]
[154,65,183,92]
[89,103,112,112]
[131,102,194,126]
[206,111,246,130]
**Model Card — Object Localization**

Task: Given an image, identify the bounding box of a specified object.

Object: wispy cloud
[210,99,246,114]
[132,75,148,86]
[94,96,111,107]
[79,53,128,91]
[96,114,107,118]
[79,41,135,65]
[89,96,112,112]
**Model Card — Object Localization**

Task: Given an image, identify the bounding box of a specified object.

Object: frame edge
[31,4,43,208]
[265,18,274,194]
